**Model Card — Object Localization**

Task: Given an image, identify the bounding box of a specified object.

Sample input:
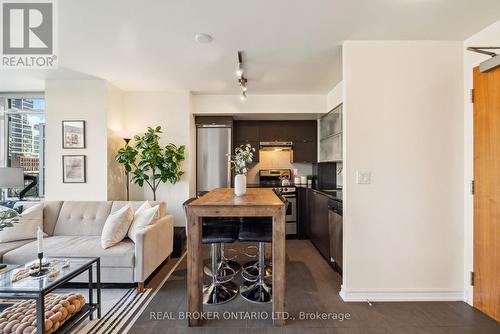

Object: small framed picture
[62,120,86,149]
[62,155,86,183]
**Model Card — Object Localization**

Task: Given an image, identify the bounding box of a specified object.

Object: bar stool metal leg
[203,243,240,283]
[240,242,272,303]
[219,243,241,279]
[203,243,238,305]
[241,260,272,282]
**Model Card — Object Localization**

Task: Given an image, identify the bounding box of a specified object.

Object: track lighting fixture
[237,51,248,100]
[236,63,244,77]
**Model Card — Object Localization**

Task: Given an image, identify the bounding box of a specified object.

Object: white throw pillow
[101,204,134,249]
[128,203,160,243]
[0,203,43,243]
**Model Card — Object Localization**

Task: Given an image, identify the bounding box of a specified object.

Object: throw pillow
[128,203,160,243]
[0,203,43,243]
[101,204,134,249]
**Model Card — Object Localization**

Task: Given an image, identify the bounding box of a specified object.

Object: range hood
[259,141,293,151]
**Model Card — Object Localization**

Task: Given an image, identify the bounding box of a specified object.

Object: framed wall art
[62,155,86,183]
[62,120,86,149]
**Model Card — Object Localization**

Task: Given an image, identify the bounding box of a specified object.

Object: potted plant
[0,208,20,231]
[115,126,186,200]
[230,144,255,196]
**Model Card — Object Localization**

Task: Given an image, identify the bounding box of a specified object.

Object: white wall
[326,81,343,111]
[45,80,109,201]
[192,94,325,116]
[123,91,192,226]
[463,19,500,305]
[341,41,464,301]
[106,83,126,200]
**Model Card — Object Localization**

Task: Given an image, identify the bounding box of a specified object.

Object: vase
[234,174,247,196]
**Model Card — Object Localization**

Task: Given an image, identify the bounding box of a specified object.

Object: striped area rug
[78,288,151,334]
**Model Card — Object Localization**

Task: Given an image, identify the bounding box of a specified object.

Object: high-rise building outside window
[0,96,45,199]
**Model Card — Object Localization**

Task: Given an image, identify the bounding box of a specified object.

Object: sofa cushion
[111,201,166,218]
[101,204,134,249]
[128,203,159,243]
[18,201,63,236]
[0,239,34,260]
[2,236,135,268]
[53,202,113,236]
[0,204,43,243]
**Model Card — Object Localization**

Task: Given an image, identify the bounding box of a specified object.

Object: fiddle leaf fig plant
[115,126,186,200]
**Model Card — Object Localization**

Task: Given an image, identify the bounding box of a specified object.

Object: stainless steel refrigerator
[196,125,232,194]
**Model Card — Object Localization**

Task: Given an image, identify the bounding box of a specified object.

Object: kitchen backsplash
[247,150,312,184]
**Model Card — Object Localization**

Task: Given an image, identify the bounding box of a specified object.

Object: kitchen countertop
[297,184,343,203]
[246,183,343,202]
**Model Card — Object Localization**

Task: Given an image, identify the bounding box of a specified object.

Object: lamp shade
[0,168,25,188]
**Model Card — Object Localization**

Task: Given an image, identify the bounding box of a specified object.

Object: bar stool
[202,220,239,304]
[182,198,239,304]
[238,217,273,303]
[203,217,242,282]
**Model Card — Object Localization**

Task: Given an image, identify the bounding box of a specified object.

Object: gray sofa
[0,201,174,289]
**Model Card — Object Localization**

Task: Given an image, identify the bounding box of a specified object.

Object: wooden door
[473,66,500,322]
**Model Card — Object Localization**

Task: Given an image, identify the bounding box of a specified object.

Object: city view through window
[1,98,46,199]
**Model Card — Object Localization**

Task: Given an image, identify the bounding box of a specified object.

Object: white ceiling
[1,0,499,94]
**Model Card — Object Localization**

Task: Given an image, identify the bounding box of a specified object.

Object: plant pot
[234,174,247,196]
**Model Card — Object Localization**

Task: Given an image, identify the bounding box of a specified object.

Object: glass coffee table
[0,257,101,334]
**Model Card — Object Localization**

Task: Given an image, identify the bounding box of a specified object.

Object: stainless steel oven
[283,193,297,235]
[259,169,297,236]
[283,194,296,222]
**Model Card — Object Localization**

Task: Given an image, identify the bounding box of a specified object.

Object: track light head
[236,65,243,77]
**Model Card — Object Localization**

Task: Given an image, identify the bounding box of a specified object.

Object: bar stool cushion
[202,222,239,244]
[203,217,241,227]
[238,220,272,243]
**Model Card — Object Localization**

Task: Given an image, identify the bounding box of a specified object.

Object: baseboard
[339,287,465,302]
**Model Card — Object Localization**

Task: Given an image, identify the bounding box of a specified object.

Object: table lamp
[0,168,25,201]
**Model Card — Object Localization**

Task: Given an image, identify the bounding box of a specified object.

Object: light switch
[356,171,371,184]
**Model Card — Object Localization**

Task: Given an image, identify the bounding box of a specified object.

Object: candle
[37,227,43,254]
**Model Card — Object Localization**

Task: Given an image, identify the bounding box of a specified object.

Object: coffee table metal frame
[0,257,101,334]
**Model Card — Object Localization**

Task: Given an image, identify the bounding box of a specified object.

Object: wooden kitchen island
[186,188,286,326]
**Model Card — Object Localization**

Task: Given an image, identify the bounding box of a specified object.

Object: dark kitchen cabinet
[297,187,310,239]
[195,116,233,127]
[293,140,317,163]
[309,190,330,261]
[233,120,317,163]
[234,121,260,141]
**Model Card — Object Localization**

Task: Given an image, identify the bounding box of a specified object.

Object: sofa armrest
[134,215,174,283]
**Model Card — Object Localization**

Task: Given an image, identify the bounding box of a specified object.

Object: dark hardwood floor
[129,240,500,334]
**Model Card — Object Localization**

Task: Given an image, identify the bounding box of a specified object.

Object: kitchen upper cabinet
[234,120,318,163]
[234,121,260,141]
[293,141,317,163]
[319,104,343,162]
[292,121,317,163]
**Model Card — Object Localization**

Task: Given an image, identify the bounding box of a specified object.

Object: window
[0,96,46,199]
